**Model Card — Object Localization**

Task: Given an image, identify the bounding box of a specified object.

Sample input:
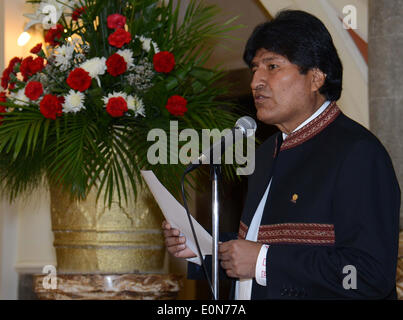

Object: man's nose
[251,69,266,91]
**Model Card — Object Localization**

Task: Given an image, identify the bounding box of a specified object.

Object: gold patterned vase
[50,185,166,274]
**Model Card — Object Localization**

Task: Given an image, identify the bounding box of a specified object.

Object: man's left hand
[218,240,262,279]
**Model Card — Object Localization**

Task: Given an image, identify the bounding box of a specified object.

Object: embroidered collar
[280,101,341,151]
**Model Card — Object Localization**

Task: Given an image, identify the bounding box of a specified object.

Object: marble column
[368,0,403,227]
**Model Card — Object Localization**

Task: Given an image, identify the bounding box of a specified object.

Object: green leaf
[165,76,179,91]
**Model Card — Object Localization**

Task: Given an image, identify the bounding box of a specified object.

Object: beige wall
[0,198,18,299]
[0,0,56,300]
[14,189,56,275]
[0,0,19,301]
[204,0,270,70]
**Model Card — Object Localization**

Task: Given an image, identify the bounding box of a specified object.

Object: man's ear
[310,68,326,92]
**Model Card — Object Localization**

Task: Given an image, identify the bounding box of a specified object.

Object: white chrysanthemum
[138,36,160,53]
[127,95,145,117]
[117,49,135,70]
[10,89,29,106]
[63,90,85,113]
[80,57,107,78]
[54,43,75,71]
[102,92,128,106]
[24,0,66,30]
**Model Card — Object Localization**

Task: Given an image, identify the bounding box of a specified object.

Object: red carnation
[0,106,6,121]
[165,95,188,116]
[0,92,6,103]
[1,67,12,90]
[107,14,126,29]
[66,68,92,92]
[106,53,127,77]
[106,97,128,117]
[8,57,23,71]
[25,81,43,101]
[45,24,64,46]
[108,28,131,48]
[1,57,22,89]
[0,92,6,125]
[39,94,63,120]
[153,51,175,73]
[72,6,87,21]
[30,43,43,54]
[20,56,45,81]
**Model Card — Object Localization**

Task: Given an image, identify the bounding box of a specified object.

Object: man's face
[250,48,323,133]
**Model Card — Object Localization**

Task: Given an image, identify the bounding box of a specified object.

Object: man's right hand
[162,220,197,259]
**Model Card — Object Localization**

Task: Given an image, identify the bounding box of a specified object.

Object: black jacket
[189,102,401,299]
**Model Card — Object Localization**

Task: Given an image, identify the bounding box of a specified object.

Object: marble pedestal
[33,274,183,300]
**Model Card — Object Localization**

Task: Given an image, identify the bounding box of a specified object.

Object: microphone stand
[182,118,256,300]
[211,164,221,300]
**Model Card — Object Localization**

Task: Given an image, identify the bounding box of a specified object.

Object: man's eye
[268,64,278,70]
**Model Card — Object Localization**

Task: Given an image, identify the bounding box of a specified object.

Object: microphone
[185,116,257,173]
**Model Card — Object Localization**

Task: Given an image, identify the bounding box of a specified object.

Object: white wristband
[255,244,269,286]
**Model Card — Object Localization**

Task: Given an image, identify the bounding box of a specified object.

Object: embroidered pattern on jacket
[238,221,335,245]
[280,102,341,151]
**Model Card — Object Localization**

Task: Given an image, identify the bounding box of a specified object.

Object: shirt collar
[282,101,331,141]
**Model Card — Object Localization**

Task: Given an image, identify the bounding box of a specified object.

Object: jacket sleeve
[264,139,401,299]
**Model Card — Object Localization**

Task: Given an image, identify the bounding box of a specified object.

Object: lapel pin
[291,194,298,203]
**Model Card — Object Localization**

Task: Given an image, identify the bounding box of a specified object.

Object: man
[162,10,401,299]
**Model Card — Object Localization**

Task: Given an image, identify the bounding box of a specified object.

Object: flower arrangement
[0,0,240,206]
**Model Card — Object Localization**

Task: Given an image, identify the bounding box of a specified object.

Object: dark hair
[243,10,343,101]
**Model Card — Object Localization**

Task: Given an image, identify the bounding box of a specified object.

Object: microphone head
[235,116,257,137]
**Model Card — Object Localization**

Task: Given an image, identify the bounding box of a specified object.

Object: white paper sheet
[141,170,212,258]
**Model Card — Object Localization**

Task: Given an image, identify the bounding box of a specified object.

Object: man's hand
[219,240,262,279]
[162,220,196,259]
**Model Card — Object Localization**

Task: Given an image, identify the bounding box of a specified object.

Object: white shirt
[235,100,331,300]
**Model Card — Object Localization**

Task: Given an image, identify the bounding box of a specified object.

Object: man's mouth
[254,94,270,103]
